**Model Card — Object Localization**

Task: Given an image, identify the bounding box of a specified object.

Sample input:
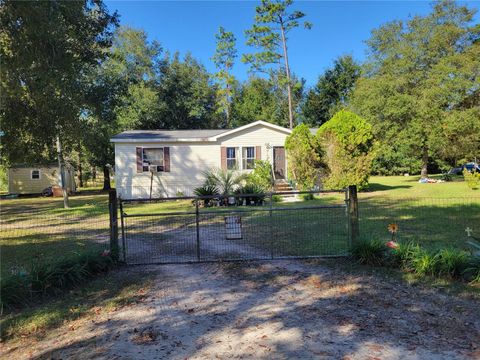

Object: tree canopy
[352,0,479,176]
[0,0,118,165]
[303,55,360,126]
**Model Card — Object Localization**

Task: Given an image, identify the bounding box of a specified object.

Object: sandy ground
[2,260,479,360]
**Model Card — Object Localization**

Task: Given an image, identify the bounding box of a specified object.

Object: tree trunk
[103,165,111,191]
[56,135,69,208]
[279,19,294,129]
[77,147,84,188]
[225,82,231,128]
[421,145,428,179]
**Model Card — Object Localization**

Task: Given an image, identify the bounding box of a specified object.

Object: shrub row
[351,239,480,283]
[1,250,115,310]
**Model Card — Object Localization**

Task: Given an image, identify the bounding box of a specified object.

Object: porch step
[273,183,294,193]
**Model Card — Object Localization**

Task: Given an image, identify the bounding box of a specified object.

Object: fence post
[269,192,274,260]
[195,198,200,261]
[109,189,119,262]
[347,185,360,245]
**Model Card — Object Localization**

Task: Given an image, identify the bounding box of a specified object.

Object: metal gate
[118,190,353,265]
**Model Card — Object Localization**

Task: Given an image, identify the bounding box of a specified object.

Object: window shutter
[164,147,170,172]
[221,146,227,170]
[255,146,261,160]
[136,147,143,173]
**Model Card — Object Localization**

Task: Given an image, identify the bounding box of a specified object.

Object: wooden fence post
[348,185,359,244]
[109,189,119,262]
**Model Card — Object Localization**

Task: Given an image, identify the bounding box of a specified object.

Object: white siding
[219,123,289,164]
[115,142,220,199]
[114,123,290,199]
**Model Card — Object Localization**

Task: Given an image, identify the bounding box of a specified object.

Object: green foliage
[235,184,266,205]
[194,184,219,207]
[203,168,247,196]
[248,160,273,191]
[230,73,304,128]
[272,194,283,203]
[318,110,375,190]
[242,0,311,73]
[301,193,314,201]
[351,239,386,266]
[0,0,118,164]
[0,165,7,193]
[155,53,222,129]
[463,169,480,190]
[352,1,479,176]
[355,240,474,281]
[285,124,324,190]
[242,0,311,127]
[409,249,439,276]
[212,26,237,127]
[435,248,469,278]
[464,258,480,284]
[303,55,361,126]
[1,251,115,309]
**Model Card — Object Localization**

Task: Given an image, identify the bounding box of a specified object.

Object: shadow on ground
[8,260,479,360]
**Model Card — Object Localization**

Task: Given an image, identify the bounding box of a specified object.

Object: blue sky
[104,1,479,87]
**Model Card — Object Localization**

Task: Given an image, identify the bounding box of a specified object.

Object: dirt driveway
[3,260,479,359]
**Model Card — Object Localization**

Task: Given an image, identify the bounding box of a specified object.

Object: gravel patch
[3,260,479,359]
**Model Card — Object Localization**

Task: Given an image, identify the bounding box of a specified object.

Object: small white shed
[8,164,76,195]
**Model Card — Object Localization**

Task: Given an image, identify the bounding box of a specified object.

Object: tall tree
[352,0,479,177]
[83,26,162,190]
[0,0,117,206]
[230,72,304,128]
[212,26,237,128]
[155,52,222,129]
[243,0,311,129]
[303,55,360,126]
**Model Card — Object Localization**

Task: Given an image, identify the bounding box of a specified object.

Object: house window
[142,148,164,172]
[31,170,40,180]
[242,147,255,170]
[226,147,238,170]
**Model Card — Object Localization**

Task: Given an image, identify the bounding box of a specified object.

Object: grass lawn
[0,267,154,341]
[1,176,479,275]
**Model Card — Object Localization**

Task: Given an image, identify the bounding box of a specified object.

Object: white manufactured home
[111,121,293,199]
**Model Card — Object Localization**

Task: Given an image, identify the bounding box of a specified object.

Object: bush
[435,248,469,278]
[353,239,479,283]
[317,110,376,190]
[464,257,480,283]
[235,184,265,205]
[301,193,314,201]
[203,168,247,195]
[272,194,283,203]
[389,241,418,267]
[248,160,273,191]
[463,169,480,189]
[351,239,386,266]
[1,251,115,309]
[285,124,325,190]
[410,249,439,276]
[194,184,219,207]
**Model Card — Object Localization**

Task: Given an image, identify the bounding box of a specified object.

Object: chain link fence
[358,196,480,250]
[0,204,110,277]
[119,191,351,265]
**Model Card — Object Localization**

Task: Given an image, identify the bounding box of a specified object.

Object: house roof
[111,129,227,142]
[111,120,293,143]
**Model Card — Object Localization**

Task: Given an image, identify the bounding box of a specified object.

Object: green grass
[1,175,479,276]
[0,268,153,341]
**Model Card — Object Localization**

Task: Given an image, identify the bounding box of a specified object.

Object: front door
[273,146,286,179]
